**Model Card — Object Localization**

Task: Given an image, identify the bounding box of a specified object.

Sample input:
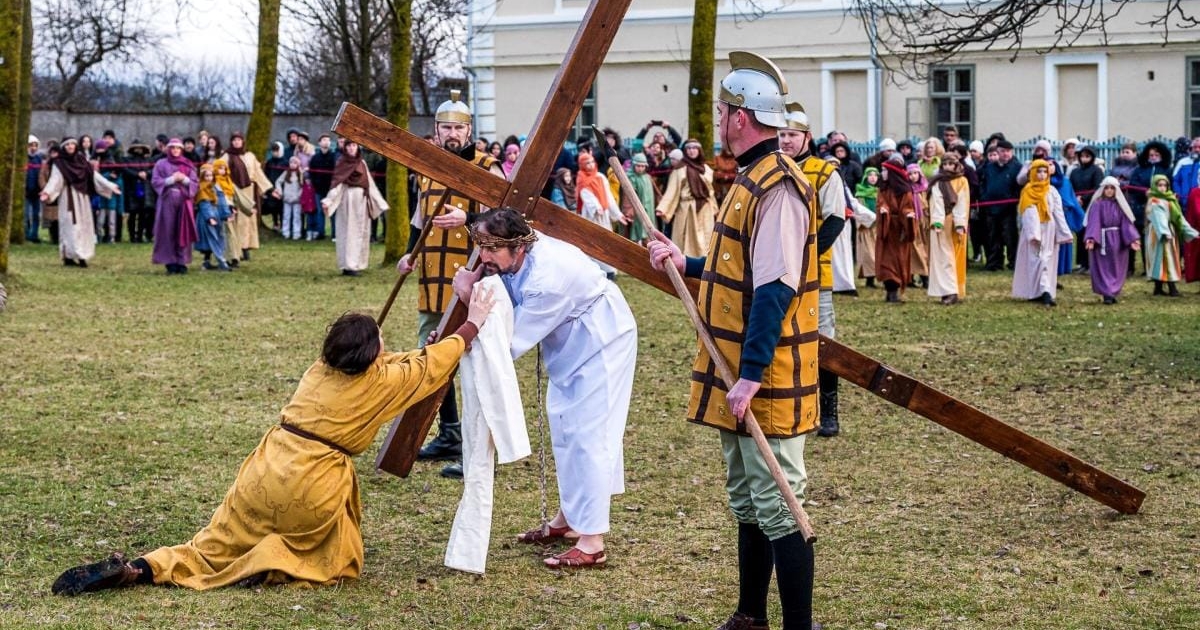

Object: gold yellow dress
[143,336,467,589]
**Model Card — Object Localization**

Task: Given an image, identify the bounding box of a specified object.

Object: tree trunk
[687,0,716,153]
[0,0,26,273]
[246,0,281,156]
[10,0,31,245]
[383,0,412,266]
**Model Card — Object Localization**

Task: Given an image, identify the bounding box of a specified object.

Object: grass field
[1,238,1197,630]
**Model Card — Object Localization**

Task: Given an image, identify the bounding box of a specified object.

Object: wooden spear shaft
[594,128,816,543]
[376,189,451,326]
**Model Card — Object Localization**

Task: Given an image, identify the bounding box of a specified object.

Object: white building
[466,0,1200,145]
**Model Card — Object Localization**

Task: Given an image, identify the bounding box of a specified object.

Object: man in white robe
[452,209,637,569]
[1012,159,1073,306]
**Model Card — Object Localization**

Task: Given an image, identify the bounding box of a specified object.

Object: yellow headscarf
[195,164,217,204]
[1019,158,1051,223]
[212,158,236,197]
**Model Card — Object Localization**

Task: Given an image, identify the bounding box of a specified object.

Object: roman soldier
[396,89,505,479]
[778,102,848,439]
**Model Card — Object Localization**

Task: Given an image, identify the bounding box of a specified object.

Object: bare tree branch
[33,0,163,107]
[848,0,1198,83]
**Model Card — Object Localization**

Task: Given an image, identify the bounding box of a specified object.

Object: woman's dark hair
[322,313,381,375]
[474,207,534,242]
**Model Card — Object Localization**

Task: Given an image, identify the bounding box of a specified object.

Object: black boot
[242,249,250,261]
[722,522,772,630]
[920,275,929,289]
[1154,281,1165,296]
[865,276,876,289]
[418,422,461,460]
[1168,282,1181,297]
[817,370,839,438]
[52,553,148,596]
[771,532,815,630]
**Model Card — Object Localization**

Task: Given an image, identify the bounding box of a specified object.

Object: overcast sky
[156,0,259,68]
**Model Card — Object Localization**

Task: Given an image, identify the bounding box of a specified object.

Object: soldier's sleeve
[749,179,810,290]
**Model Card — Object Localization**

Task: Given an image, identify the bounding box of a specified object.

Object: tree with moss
[9,0,32,246]
[246,0,280,157]
[0,0,26,273]
[384,0,413,265]
[687,0,716,153]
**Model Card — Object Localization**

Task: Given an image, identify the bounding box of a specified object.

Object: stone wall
[30,110,435,153]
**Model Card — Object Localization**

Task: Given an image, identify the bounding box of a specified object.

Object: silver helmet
[435,89,472,124]
[718,51,789,128]
[784,102,810,132]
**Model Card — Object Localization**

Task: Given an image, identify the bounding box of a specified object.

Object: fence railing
[845,136,1185,168]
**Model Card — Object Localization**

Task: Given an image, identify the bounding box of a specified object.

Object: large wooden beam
[332,104,695,299]
[818,338,1145,514]
[335,105,1146,514]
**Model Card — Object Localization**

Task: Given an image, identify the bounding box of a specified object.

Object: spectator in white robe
[40,137,121,267]
[452,209,637,569]
[321,142,388,277]
[927,154,971,304]
[1012,159,1073,306]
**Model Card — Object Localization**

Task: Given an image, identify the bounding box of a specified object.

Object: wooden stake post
[333,1,1145,516]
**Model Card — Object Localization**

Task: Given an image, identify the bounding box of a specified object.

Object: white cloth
[501,232,637,535]
[444,276,530,574]
[1012,189,1073,299]
[831,223,856,292]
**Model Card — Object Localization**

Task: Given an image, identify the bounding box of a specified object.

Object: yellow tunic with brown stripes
[415,153,499,313]
[800,155,838,291]
[689,153,821,438]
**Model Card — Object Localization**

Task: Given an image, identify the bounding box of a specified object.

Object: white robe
[1012,189,1072,299]
[578,187,619,275]
[445,276,530,574]
[927,181,969,298]
[831,214,857,292]
[42,166,118,263]
[500,233,637,535]
[325,179,388,272]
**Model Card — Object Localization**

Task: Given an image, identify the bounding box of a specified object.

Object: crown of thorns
[470,225,538,249]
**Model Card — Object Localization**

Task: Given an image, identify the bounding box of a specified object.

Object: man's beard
[442,139,462,152]
[481,262,502,276]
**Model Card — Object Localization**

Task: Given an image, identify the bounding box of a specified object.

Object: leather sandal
[543,546,606,569]
[516,523,576,545]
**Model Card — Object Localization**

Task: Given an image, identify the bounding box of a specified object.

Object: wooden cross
[332,0,1144,515]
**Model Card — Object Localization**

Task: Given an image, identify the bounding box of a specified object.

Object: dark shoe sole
[52,554,129,596]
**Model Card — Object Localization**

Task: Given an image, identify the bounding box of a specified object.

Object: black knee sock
[771,532,814,630]
[736,522,773,623]
[131,557,153,584]
[884,279,900,292]
[438,381,459,427]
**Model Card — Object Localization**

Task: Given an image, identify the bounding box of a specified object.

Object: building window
[1189,57,1200,137]
[571,83,597,143]
[929,65,974,142]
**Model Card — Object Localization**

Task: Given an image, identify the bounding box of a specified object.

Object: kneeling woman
[53,291,496,595]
